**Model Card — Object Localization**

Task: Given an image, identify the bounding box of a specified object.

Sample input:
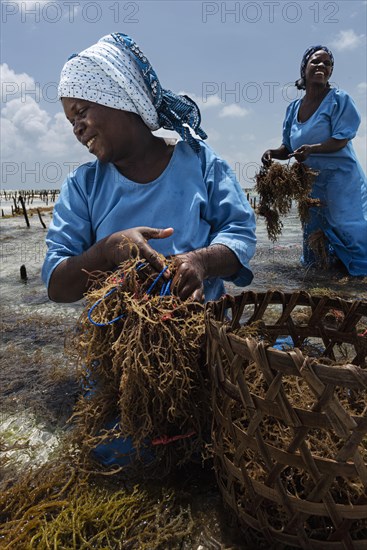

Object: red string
[151,430,196,446]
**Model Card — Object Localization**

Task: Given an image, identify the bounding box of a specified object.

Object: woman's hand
[171,245,242,303]
[104,226,174,275]
[290,138,348,161]
[171,250,206,302]
[261,145,291,166]
[289,145,312,162]
[261,150,273,166]
[48,226,173,303]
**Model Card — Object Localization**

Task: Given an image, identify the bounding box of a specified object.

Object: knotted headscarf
[295,45,334,90]
[58,33,207,152]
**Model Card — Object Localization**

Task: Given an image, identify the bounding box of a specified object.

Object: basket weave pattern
[205,291,367,549]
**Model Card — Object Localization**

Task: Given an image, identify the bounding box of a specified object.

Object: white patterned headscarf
[58,33,207,152]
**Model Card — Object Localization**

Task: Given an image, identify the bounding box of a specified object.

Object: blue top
[42,140,256,301]
[282,88,367,276]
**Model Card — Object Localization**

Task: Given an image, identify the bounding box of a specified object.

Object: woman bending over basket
[261,45,367,276]
[42,32,256,304]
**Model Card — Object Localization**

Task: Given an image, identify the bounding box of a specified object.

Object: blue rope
[88,288,125,327]
[88,265,171,327]
[160,279,172,296]
[145,266,168,295]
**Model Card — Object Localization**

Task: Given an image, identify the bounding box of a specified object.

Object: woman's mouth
[87,137,96,150]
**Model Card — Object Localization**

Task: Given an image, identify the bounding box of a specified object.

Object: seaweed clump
[70,254,211,472]
[255,161,320,242]
[0,457,193,549]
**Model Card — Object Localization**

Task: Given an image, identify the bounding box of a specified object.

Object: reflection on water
[1,205,366,547]
[1,412,61,469]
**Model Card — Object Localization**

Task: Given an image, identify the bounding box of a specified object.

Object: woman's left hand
[171,250,206,302]
[170,244,242,303]
[290,145,312,162]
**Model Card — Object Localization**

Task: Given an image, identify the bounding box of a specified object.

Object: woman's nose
[73,119,85,139]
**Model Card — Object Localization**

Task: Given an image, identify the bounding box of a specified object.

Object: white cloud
[330,29,366,51]
[1,65,90,188]
[200,95,222,108]
[2,97,50,138]
[219,104,249,118]
[1,63,36,103]
[357,82,367,94]
[178,91,222,110]
[38,112,84,157]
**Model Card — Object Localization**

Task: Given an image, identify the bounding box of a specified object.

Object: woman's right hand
[104,226,174,275]
[48,226,174,303]
[261,145,291,166]
[261,150,273,166]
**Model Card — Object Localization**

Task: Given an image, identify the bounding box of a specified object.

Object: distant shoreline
[0,190,59,218]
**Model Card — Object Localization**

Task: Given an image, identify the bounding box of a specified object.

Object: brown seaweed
[70,255,211,473]
[255,161,320,242]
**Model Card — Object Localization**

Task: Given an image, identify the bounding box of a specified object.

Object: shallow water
[1,202,366,548]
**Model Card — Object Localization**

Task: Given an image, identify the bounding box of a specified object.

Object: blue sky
[1,0,366,189]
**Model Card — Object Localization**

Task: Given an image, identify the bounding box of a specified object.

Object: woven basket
[205,290,367,550]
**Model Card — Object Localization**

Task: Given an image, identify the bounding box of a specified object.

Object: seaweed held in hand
[255,161,320,242]
[70,255,210,472]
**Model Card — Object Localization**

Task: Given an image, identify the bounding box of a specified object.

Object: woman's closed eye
[70,108,87,126]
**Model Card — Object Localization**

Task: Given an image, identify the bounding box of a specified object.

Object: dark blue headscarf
[295,45,334,90]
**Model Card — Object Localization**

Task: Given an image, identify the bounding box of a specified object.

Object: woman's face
[304,50,333,87]
[62,97,143,164]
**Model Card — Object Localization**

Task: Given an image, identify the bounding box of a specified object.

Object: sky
[1,0,366,190]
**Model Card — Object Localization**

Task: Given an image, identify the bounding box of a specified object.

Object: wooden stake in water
[20,265,28,281]
[37,208,46,229]
[18,195,30,228]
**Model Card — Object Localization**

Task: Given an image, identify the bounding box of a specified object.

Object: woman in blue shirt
[42,33,257,467]
[42,32,256,303]
[262,45,367,276]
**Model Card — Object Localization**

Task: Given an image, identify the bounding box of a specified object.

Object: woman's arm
[291,137,349,162]
[170,149,256,302]
[48,227,173,303]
